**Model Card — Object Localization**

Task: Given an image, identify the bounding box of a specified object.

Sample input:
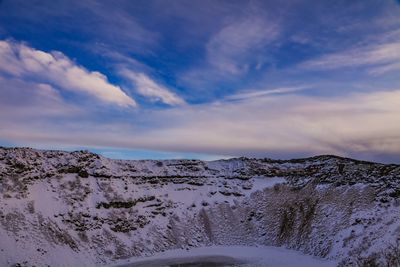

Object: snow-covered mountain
[0,147,399,266]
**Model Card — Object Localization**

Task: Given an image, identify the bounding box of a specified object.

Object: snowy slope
[0,147,399,266]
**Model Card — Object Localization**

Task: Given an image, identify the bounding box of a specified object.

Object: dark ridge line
[0,146,398,166]
[258,155,389,166]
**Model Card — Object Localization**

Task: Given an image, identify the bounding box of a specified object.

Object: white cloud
[120,69,185,106]
[302,42,400,75]
[0,40,136,107]
[206,17,279,74]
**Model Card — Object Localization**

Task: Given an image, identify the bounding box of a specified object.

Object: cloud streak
[120,69,185,106]
[226,86,310,101]
[0,40,136,107]
[302,42,400,75]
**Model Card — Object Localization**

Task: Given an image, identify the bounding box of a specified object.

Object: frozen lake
[113,245,337,267]
[117,255,241,267]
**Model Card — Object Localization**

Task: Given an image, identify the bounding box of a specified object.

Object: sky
[0,0,400,162]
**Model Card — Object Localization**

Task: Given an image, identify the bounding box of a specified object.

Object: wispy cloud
[0,40,136,107]
[207,16,279,75]
[0,0,159,54]
[79,1,159,55]
[226,86,310,101]
[120,69,185,106]
[178,14,280,94]
[302,42,400,75]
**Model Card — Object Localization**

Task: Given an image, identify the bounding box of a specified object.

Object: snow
[252,176,285,191]
[0,227,92,267]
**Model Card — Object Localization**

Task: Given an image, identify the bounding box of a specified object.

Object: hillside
[0,147,399,266]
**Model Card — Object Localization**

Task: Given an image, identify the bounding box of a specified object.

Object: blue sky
[0,0,400,162]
